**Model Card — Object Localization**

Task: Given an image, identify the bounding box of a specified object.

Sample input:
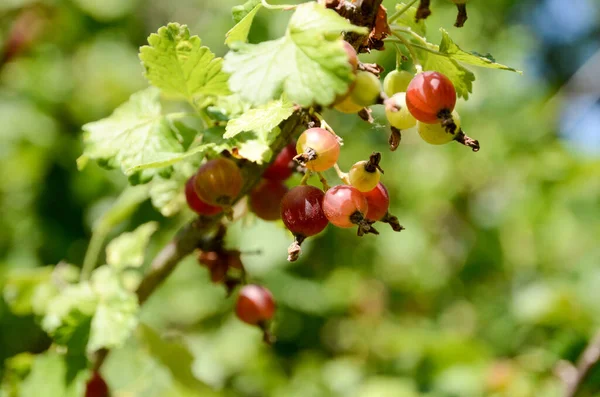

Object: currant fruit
[295,128,340,172]
[249,179,288,221]
[383,70,413,97]
[342,40,358,72]
[281,185,328,238]
[263,143,297,181]
[194,158,243,207]
[417,110,461,145]
[323,185,369,228]
[334,94,364,114]
[349,71,382,107]
[185,176,222,216]
[406,71,457,131]
[385,92,417,130]
[363,182,390,222]
[236,284,276,326]
[85,372,109,397]
[348,152,384,193]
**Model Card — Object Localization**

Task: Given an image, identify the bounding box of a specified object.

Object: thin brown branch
[90,0,386,372]
[563,331,600,397]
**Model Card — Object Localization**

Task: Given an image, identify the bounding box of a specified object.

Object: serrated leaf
[224,97,294,138]
[237,138,272,163]
[125,142,215,174]
[224,2,368,106]
[137,324,209,391]
[88,266,139,352]
[140,23,230,98]
[417,48,476,99]
[438,28,522,73]
[80,88,185,181]
[393,2,426,36]
[226,0,262,46]
[106,222,158,270]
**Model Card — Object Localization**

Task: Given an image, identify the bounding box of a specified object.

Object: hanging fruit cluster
[180,34,488,339]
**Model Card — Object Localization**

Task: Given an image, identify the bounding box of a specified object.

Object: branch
[91,0,384,372]
[563,331,600,397]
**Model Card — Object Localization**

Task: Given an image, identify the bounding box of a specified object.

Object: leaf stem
[390,31,422,73]
[388,0,419,24]
[80,223,110,281]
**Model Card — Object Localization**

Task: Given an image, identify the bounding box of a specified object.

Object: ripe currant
[362,183,405,232]
[236,284,276,326]
[185,176,222,216]
[263,143,297,181]
[295,128,340,172]
[383,70,413,97]
[194,157,243,208]
[348,152,384,193]
[85,371,109,397]
[406,71,457,133]
[249,179,288,221]
[323,185,378,236]
[350,71,382,107]
[385,92,417,130]
[281,185,329,261]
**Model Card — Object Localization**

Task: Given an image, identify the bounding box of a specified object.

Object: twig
[563,331,600,397]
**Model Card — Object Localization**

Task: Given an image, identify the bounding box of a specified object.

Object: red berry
[249,179,288,221]
[323,185,369,228]
[236,284,276,325]
[281,185,328,237]
[362,182,390,222]
[296,128,340,172]
[185,176,222,216]
[263,143,297,181]
[85,372,109,397]
[342,41,358,72]
[194,158,243,207]
[406,71,456,124]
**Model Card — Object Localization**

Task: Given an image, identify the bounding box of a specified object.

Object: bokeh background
[1,0,600,396]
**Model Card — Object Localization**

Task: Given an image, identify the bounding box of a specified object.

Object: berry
[323,185,369,228]
[295,128,340,172]
[280,185,328,237]
[362,183,390,222]
[349,71,381,107]
[406,71,457,128]
[236,284,276,325]
[334,94,364,114]
[194,158,243,207]
[349,161,381,193]
[263,143,297,181]
[342,41,358,72]
[249,179,288,221]
[385,92,417,130]
[85,372,109,397]
[383,70,413,97]
[185,176,222,216]
[417,110,461,145]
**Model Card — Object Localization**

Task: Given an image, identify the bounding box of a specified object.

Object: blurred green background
[1,0,600,396]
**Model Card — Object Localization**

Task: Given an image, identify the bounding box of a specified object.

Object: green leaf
[393,2,426,37]
[88,266,140,353]
[20,352,88,397]
[226,0,262,46]
[140,23,230,99]
[137,323,210,391]
[437,29,523,73]
[148,159,199,217]
[417,48,476,100]
[106,222,159,270]
[224,97,294,139]
[3,266,53,315]
[125,142,215,174]
[80,88,185,181]
[224,2,368,106]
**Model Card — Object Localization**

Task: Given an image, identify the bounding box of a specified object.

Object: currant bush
[295,128,340,172]
[249,179,288,221]
[385,92,417,130]
[185,176,222,216]
[406,71,457,131]
[194,158,243,207]
[383,70,413,97]
[263,143,297,181]
[236,284,276,326]
[349,71,382,107]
